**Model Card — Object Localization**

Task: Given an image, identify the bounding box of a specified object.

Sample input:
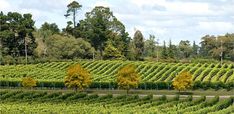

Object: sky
[0,0,234,45]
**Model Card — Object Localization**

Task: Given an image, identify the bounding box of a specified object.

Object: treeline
[0,1,234,64]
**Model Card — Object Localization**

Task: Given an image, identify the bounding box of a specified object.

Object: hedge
[0,79,233,90]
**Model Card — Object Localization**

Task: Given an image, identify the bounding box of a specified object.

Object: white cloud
[198,22,234,32]
[94,1,111,7]
[0,0,10,11]
[0,0,234,44]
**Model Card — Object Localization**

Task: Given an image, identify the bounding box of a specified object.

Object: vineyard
[0,90,233,114]
[0,60,234,84]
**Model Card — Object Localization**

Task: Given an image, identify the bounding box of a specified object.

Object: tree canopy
[77,6,130,59]
[133,30,144,60]
[172,71,193,91]
[21,77,37,88]
[0,12,36,59]
[46,34,94,59]
[0,2,234,64]
[64,64,92,90]
[117,64,141,94]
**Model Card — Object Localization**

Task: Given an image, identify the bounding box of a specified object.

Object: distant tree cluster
[0,12,36,64]
[0,1,234,64]
[200,34,234,61]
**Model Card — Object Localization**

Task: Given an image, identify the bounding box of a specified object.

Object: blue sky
[0,0,234,45]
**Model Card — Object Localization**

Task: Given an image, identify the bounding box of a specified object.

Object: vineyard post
[144,82,146,90]
[167,83,170,90]
[92,50,95,61]
[150,84,152,90]
[156,83,158,90]
[99,82,101,90]
[53,81,55,89]
[7,77,9,88]
[42,82,44,90]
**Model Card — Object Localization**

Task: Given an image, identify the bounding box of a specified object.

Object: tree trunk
[73,10,76,28]
[99,43,104,60]
[74,87,78,92]
[24,37,28,65]
[127,89,129,95]
[73,10,76,36]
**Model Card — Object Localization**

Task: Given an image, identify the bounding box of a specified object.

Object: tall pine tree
[168,40,174,59]
[161,41,167,59]
[133,30,144,60]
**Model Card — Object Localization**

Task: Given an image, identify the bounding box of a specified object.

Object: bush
[117,64,140,94]
[172,71,193,91]
[2,55,15,65]
[21,77,37,88]
[64,64,92,90]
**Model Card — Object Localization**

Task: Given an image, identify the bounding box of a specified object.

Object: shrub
[64,64,92,91]
[21,77,37,88]
[117,64,141,94]
[172,71,193,92]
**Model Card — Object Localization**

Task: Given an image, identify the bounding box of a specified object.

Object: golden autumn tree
[172,71,193,92]
[64,64,92,91]
[117,64,141,94]
[21,77,37,88]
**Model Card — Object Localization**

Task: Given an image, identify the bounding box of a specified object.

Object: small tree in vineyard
[172,71,193,92]
[21,77,37,88]
[64,64,92,91]
[117,64,140,94]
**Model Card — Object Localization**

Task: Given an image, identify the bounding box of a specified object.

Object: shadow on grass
[175,92,193,95]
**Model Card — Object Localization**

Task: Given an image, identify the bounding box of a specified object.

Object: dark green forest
[0,1,233,64]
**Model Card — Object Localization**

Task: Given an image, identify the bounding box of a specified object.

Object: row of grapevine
[0,60,233,83]
[1,90,233,113]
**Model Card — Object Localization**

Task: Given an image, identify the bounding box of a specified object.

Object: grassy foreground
[1,90,234,114]
[1,88,233,96]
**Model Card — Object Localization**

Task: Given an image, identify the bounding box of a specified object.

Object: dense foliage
[173,71,193,91]
[117,64,140,93]
[64,64,92,90]
[45,34,94,59]
[21,77,37,88]
[1,1,233,64]
[0,11,36,64]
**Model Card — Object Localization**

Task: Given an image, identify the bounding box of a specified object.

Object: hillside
[0,60,233,83]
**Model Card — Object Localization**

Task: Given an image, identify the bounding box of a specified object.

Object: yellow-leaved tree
[64,64,92,91]
[117,64,140,94]
[21,77,37,88]
[172,71,193,92]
